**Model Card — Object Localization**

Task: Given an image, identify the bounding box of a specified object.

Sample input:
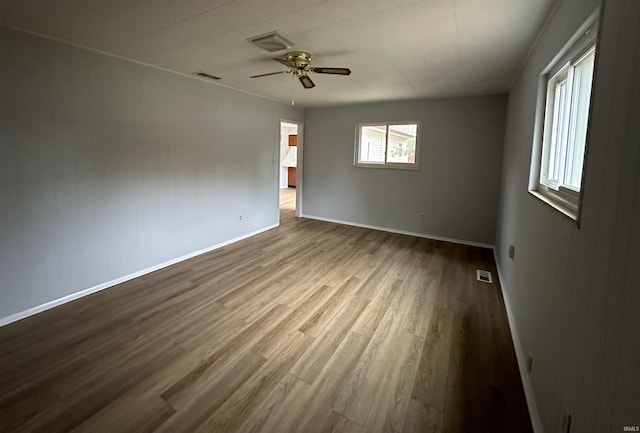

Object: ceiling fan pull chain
[291,72,295,105]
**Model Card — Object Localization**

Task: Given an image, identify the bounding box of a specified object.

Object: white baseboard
[0,224,278,328]
[493,249,544,433]
[301,213,494,249]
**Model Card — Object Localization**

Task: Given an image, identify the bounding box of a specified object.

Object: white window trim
[529,10,599,224]
[354,121,421,170]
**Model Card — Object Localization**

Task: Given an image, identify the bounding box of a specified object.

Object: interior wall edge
[0,23,291,107]
[493,249,545,433]
[301,214,495,250]
[0,223,278,328]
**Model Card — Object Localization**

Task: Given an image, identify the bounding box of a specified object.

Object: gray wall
[303,96,507,246]
[495,0,640,431]
[0,27,301,320]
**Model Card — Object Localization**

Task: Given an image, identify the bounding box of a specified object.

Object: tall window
[541,47,595,192]
[531,18,598,220]
[355,122,420,169]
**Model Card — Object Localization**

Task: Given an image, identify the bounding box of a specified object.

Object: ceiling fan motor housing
[286,51,312,69]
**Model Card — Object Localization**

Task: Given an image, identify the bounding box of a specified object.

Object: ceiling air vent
[476,269,493,284]
[193,71,222,80]
[248,31,294,53]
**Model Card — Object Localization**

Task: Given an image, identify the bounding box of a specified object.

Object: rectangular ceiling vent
[248,31,294,53]
[476,269,493,284]
[193,71,222,80]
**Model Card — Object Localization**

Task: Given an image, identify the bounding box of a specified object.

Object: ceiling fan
[250,51,351,89]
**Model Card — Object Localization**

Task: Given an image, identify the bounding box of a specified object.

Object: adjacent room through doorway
[279,121,299,218]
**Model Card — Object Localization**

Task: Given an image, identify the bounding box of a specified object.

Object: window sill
[528,189,579,222]
[355,162,420,170]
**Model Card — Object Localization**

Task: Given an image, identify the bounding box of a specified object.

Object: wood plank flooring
[0,188,532,433]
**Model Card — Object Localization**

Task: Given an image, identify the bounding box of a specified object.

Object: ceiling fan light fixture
[248,31,294,53]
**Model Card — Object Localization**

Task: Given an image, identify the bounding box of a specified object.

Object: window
[530,17,598,221]
[355,122,420,169]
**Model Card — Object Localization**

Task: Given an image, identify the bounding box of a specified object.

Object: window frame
[354,121,421,170]
[529,12,599,223]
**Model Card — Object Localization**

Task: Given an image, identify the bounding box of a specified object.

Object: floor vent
[476,269,493,284]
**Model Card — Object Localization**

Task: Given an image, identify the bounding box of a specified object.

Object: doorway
[279,120,303,220]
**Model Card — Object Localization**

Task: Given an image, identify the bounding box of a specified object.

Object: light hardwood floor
[0,188,532,433]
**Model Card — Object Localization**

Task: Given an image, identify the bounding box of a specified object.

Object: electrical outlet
[509,245,515,259]
[561,408,572,433]
[239,215,243,221]
[526,353,533,372]
[420,213,425,220]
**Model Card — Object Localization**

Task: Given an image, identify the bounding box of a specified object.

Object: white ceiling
[0,0,556,107]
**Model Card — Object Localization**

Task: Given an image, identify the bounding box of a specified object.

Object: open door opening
[279,120,302,220]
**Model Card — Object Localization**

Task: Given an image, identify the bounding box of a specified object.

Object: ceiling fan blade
[299,74,315,89]
[274,57,295,68]
[310,67,351,75]
[250,70,289,78]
